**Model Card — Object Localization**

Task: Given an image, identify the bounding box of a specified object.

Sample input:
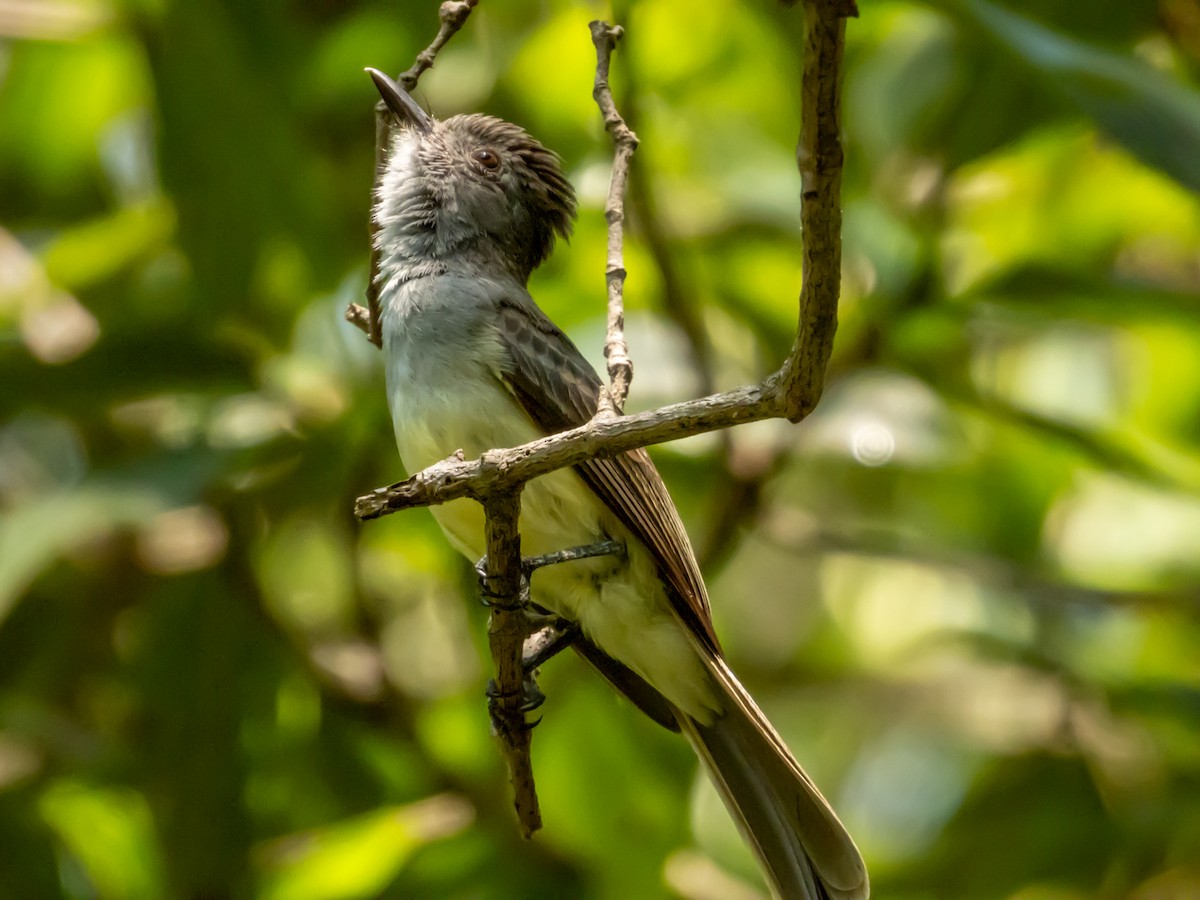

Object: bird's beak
[366,67,433,132]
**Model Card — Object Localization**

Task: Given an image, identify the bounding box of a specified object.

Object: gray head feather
[375,112,576,285]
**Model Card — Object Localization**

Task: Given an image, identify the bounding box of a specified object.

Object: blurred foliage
[2,0,1199,897]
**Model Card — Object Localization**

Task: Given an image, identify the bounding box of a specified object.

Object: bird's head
[368,68,576,284]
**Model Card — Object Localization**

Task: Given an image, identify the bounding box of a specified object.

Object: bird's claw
[486,675,546,736]
[475,540,623,731]
[475,539,624,609]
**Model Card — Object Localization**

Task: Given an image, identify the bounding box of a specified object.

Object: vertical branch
[482,490,542,838]
[361,104,392,347]
[590,20,639,414]
[775,0,856,420]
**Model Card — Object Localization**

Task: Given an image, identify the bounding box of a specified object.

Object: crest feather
[450,114,577,272]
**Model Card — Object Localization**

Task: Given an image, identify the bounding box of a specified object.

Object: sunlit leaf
[38,780,166,900]
[255,795,474,900]
[41,200,174,290]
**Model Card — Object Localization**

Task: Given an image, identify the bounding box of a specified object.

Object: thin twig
[590,21,638,414]
[352,0,856,846]
[349,0,481,345]
[482,490,542,838]
[399,0,480,92]
[525,539,624,572]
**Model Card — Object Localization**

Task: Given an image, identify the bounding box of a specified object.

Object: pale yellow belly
[393,390,717,720]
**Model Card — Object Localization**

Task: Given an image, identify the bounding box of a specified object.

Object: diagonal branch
[398,0,479,92]
[356,385,774,518]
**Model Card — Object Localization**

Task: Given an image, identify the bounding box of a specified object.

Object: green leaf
[255,796,474,900]
[0,485,166,627]
[38,780,167,900]
[939,0,1200,192]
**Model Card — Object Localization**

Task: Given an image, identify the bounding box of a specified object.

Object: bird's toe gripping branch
[475,538,626,605]
[474,539,624,735]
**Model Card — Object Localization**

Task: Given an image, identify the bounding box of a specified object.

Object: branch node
[345,302,371,335]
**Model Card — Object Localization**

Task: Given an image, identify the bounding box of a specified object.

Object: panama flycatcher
[367,67,868,900]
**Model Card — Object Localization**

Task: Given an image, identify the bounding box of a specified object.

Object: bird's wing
[492,294,718,653]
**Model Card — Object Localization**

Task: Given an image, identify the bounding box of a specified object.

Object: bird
[366,66,869,900]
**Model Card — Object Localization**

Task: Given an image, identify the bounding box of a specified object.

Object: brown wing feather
[493,297,719,653]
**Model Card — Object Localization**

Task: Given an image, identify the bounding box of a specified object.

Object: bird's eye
[473,148,501,171]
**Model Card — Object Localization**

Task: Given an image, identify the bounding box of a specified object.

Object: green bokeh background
[2,0,1199,897]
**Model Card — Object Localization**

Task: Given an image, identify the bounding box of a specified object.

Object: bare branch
[354,0,854,522]
[590,21,638,414]
[345,302,371,335]
[399,0,480,92]
[362,106,390,348]
[776,0,856,420]
[356,384,773,519]
[481,491,542,838]
[358,0,481,348]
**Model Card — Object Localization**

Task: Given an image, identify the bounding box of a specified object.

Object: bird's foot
[522,539,625,576]
[474,539,625,610]
[474,557,530,611]
[475,539,623,734]
[486,673,546,735]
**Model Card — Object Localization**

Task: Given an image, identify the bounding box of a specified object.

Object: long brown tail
[678,658,869,900]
